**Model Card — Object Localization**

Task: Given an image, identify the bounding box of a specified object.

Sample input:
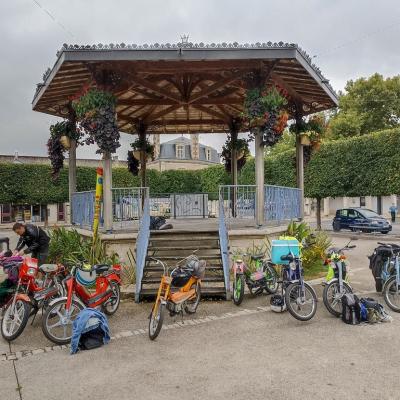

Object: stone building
[147,135,220,171]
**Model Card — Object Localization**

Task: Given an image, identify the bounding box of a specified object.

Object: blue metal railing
[135,197,150,302]
[219,184,302,223]
[264,185,302,221]
[218,195,231,300]
[71,191,97,228]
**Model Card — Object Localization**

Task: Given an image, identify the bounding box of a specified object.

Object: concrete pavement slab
[0,360,20,400]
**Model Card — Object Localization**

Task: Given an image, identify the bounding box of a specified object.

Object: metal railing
[265,185,302,221]
[71,191,97,228]
[219,184,302,223]
[135,197,150,302]
[112,187,149,229]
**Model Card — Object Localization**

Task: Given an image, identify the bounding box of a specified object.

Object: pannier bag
[171,268,192,287]
[368,245,399,292]
[341,293,361,325]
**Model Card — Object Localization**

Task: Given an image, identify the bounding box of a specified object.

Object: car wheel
[381,231,389,234]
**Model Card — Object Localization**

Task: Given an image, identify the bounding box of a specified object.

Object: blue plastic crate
[271,239,300,265]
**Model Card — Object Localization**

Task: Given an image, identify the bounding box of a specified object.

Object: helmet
[270,294,286,313]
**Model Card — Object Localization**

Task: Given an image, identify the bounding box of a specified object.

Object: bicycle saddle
[250,254,264,261]
[92,264,110,274]
[281,254,295,262]
[39,264,58,273]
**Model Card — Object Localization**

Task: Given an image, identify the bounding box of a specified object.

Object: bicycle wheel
[1,299,31,342]
[148,301,165,340]
[232,274,245,306]
[383,276,400,312]
[263,263,279,294]
[42,298,84,345]
[285,282,317,321]
[323,280,352,317]
[184,282,201,314]
[102,281,121,316]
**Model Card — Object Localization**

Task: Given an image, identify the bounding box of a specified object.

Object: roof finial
[180,34,189,45]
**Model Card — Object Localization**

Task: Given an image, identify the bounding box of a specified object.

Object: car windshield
[359,209,380,218]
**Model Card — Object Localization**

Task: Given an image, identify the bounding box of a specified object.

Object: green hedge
[1,128,399,205]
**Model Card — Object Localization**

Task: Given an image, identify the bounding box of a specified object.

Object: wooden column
[295,110,305,220]
[138,123,147,188]
[67,107,77,224]
[229,119,239,218]
[255,128,264,227]
[68,139,77,224]
[103,151,113,232]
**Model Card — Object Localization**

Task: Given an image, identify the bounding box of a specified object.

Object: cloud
[0,0,399,158]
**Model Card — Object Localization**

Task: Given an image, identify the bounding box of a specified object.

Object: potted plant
[300,132,311,146]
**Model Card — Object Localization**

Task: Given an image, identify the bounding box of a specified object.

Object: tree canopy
[328,73,400,138]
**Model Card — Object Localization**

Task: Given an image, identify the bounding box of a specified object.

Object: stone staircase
[139,230,226,299]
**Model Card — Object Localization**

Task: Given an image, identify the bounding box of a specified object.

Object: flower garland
[243,86,288,147]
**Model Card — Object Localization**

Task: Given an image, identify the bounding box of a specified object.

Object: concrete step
[147,245,220,251]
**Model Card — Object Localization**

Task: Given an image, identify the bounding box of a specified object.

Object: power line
[313,16,400,59]
[31,0,75,39]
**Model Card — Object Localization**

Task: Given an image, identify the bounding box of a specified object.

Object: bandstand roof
[32,42,338,134]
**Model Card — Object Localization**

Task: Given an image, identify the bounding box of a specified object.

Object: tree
[328,73,400,138]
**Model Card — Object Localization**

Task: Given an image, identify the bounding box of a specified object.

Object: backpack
[79,326,105,350]
[360,297,392,323]
[341,293,361,325]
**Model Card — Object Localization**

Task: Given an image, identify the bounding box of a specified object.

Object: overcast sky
[1,0,399,160]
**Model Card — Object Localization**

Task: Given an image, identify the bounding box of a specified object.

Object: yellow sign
[92,167,103,243]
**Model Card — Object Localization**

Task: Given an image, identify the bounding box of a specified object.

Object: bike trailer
[271,239,300,265]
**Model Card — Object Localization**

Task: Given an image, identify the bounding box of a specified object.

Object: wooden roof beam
[191,104,230,123]
[129,76,182,103]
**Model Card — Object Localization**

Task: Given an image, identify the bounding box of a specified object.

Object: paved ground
[1,230,400,400]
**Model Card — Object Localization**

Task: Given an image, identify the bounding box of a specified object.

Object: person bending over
[12,222,50,266]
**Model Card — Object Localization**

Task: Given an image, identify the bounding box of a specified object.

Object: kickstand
[30,310,38,326]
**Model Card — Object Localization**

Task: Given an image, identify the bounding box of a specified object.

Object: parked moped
[322,240,356,317]
[231,253,278,306]
[148,255,205,340]
[1,257,66,342]
[41,263,121,345]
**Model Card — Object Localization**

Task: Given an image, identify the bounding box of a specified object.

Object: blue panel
[218,197,230,299]
[71,191,97,229]
[135,197,150,302]
[265,185,301,221]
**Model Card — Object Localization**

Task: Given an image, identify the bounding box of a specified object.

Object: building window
[176,144,184,159]
[205,148,211,161]
[360,196,366,207]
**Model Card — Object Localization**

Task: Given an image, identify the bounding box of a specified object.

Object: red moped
[41,263,121,345]
[1,257,66,341]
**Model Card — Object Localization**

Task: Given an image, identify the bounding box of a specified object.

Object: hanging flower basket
[128,136,154,176]
[72,88,120,155]
[300,134,311,146]
[221,136,250,173]
[243,86,288,147]
[59,135,71,149]
[47,120,79,180]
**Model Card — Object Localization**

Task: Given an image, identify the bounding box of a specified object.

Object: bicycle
[322,240,356,317]
[275,251,317,321]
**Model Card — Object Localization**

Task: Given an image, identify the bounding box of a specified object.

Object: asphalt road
[1,231,400,400]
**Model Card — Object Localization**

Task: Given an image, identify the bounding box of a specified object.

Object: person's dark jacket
[15,224,50,255]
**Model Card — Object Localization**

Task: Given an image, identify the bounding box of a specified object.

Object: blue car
[333,208,392,234]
